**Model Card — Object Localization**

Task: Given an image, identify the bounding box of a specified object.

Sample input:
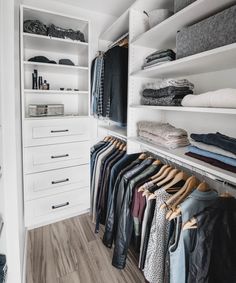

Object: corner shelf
[99,125,127,139]
[129,137,236,185]
[130,104,236,115]
[131,0,235,49]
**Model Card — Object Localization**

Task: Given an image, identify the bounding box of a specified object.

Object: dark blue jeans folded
[191,132,236,155]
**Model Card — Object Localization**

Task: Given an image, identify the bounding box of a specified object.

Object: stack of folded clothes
[182,88,236,108]
[142,49,176,69]
[141,78,194,106]
[137,121,190,149]
[186,132,236,173]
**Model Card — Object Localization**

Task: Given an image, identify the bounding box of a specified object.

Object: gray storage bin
[174,0,196,13]
[176,4,236,59]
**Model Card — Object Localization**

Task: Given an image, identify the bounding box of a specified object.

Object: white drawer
[24,165,89,200]
[24,117,90,146]
[25,188,90,228]
[24,141,89,173]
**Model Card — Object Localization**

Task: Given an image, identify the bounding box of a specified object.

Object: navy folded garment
[191,132,236,155]
[146,49,176,63]
[185,151,236,173]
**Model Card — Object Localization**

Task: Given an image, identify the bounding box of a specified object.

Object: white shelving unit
[101,0,236,186]
[21,5,91,228]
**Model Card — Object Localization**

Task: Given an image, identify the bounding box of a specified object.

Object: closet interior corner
[1,0,236,282]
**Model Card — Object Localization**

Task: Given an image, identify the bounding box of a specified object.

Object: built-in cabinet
[20,5,91,228]
[97,0,236,186]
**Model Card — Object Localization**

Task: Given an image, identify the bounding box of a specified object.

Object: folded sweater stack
[182,88,236,108]
[142,49,176,69]
[186,132,236,173]
[141,79,194,106]
[138,121,190,149]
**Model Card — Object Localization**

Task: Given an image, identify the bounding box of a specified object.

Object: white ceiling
[55,0,136,17]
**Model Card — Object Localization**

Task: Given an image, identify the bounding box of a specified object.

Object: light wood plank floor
[26,213,146,283]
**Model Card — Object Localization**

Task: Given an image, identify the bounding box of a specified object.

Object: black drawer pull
[52,202,69,210]
[51,129,69,133]
[52,178,69,185]
[51,154,69,159]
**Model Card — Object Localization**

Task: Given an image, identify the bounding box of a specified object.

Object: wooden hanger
[122,145,127,151]
[150,165,169,180]
[139,153,147,160]
[162,171,189,191]
[220,192,233,198]
[143,168,178,198]
[182,217,198,231]
[146,168,180,200]
[197,181,210,192]
[152,159,161,165]
[167,176,199,221]
[141,166,173,195]
[160,176,197,210]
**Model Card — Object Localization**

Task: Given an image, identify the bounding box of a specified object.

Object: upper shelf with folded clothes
[22,6,89,55]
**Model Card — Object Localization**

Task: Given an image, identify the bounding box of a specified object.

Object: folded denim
[141,96,183,106]
[143,56,174,69]
[182,88,236,108]
[143,86,193,98]
[146,49,176,62]
[185,152,236,173]
[188,146,236,167]
[191,132,236,155]
[190,140,236,159]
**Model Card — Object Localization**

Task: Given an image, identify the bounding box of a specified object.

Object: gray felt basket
[174,0,196,13]
[176,4,236,59]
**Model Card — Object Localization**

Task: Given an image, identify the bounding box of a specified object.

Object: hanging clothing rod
[140,144,236,189]
[108,32,129,50]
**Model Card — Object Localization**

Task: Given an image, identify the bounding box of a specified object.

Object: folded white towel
[190,140,236,159]
[182,88,236,108]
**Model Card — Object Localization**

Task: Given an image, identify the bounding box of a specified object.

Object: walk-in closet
[0,0,236,282]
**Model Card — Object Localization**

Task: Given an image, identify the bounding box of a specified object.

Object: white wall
[0,0,24,282]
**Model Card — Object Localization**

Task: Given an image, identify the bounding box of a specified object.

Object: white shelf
[24,115,90,120]
[99,125,127,139]
[131,0,235,49]
[23,32,88,54]
[24,89,88,95]
[132,43,236,78]
[100,10,129,42]
[24,61,88,71]
[129,137,236,185]
[130,104,236,115]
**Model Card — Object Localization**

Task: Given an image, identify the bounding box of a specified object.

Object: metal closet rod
[140,145,236,190]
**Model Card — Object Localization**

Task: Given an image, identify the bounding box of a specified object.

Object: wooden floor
[26,213,146,283]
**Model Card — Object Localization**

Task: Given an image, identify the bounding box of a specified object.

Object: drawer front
[24,165,89,200]
[24,117,90,146]
[25,188,90,227]
[24,141,89,173]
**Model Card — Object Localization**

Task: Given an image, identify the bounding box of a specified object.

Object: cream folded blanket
[182,88,236,108]
[190,140,236,159]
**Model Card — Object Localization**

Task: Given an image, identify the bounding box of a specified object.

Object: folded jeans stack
[138,121,190,149]
[182,88,236,108]
[142,49,176,69]
[141,79,194,106]
[186,132,236,173]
